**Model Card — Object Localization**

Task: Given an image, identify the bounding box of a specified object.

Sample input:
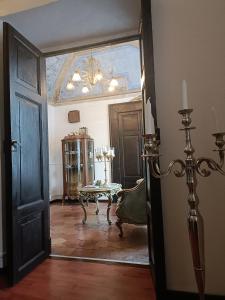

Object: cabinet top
[62,134,93,141]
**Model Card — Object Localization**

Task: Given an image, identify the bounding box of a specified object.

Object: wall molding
[166,290,225,300]
[48,90,141,106]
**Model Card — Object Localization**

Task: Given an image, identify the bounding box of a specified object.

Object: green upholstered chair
[115,179,147,237]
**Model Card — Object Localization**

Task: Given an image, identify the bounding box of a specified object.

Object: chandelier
[66,53,119,94]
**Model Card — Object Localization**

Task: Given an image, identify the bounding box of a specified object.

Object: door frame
[140,0,167,299]
[43,17,167,298]
[2,4,167,298]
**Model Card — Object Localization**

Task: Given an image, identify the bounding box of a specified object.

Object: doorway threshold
[50,254,150,268]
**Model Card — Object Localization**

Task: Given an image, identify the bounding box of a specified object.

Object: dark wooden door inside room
[109,101,143,188]
[3,22,50,284]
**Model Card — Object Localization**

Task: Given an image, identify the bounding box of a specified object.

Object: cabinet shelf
[65,165,78,169]
[65,151,79,155]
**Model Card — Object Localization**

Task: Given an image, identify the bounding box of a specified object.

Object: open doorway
[1,0,167,294]
[46,39,149,264]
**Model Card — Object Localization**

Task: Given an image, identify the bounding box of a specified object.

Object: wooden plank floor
[0,259,156,300]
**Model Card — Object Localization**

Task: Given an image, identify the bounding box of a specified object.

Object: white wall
[0,19,4,268]
[48,95,136,200]
[152,0,225,295]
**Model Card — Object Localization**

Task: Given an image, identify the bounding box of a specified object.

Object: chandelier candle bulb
[108,85,115,92]
[110,78,119,87]
[66,82,75,90]
[181,79,189,109]
[211,106,219,133]
[95,70,103,81]
[72,71,81,81]
[82,86,89,94]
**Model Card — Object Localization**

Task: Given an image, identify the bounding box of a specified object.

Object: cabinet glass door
[64,140,81,197]
[87,139,95,184]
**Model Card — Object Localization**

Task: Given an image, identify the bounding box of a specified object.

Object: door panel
[123,135,140,176]
[3,22,49,284]
[109,101,143,188]
[20,97,42,204]
[17,43,39,90]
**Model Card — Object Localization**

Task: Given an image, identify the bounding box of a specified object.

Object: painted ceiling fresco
[46,41,141,103]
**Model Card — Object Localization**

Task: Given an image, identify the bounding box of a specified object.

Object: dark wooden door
[3,23,50,284]
[109,101,143,188]
[140,1,166,299]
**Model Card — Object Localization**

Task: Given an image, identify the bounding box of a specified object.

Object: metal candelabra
[95,147,115,186]
[142,108,225,300]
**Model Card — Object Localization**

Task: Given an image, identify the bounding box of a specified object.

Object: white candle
[211,106,219,132]
[145,101,155,134]
[181,80,189,109]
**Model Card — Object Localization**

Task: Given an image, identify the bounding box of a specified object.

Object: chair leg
[116,220,123,238]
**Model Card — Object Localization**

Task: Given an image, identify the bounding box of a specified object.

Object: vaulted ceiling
[46,40,141,103]
[2,0,141,51]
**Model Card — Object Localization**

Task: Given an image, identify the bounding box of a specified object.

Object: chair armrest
[117,179,144,197]
[117,185,139,198]
[117,179,145,202]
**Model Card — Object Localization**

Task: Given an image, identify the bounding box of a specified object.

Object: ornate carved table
[78,183,122,225]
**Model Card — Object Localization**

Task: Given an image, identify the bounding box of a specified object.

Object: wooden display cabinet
[62,134,95,204]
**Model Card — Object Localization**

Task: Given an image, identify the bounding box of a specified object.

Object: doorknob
[10,140,21,152]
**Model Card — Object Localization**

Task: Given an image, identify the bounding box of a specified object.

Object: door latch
[10,140,21,152]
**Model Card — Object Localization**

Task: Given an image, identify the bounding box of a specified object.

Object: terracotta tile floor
[50,201,149,264]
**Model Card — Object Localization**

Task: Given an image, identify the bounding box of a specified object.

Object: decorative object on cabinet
[79,127,88,135]
[62,132,95,204]
[95,146,115,186]
[78,183,122,225]
[115,179,147,237]
[68,110,80,123]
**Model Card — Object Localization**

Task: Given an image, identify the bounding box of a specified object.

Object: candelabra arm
[213,132,225,168]
[196,157,225,177]
[143,134,186,178]
[196,132,225,177]
[149,157,186,178]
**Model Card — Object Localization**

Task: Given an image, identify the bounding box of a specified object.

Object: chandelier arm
[196,157,225,177]
[149,158,186,178]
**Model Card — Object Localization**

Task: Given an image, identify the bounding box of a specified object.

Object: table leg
[79,196,87,224]
[107,194,112,225]
[95,196,99,215]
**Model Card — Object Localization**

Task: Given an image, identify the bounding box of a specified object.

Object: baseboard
[49,195,63,202]
[166,290,225,299]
